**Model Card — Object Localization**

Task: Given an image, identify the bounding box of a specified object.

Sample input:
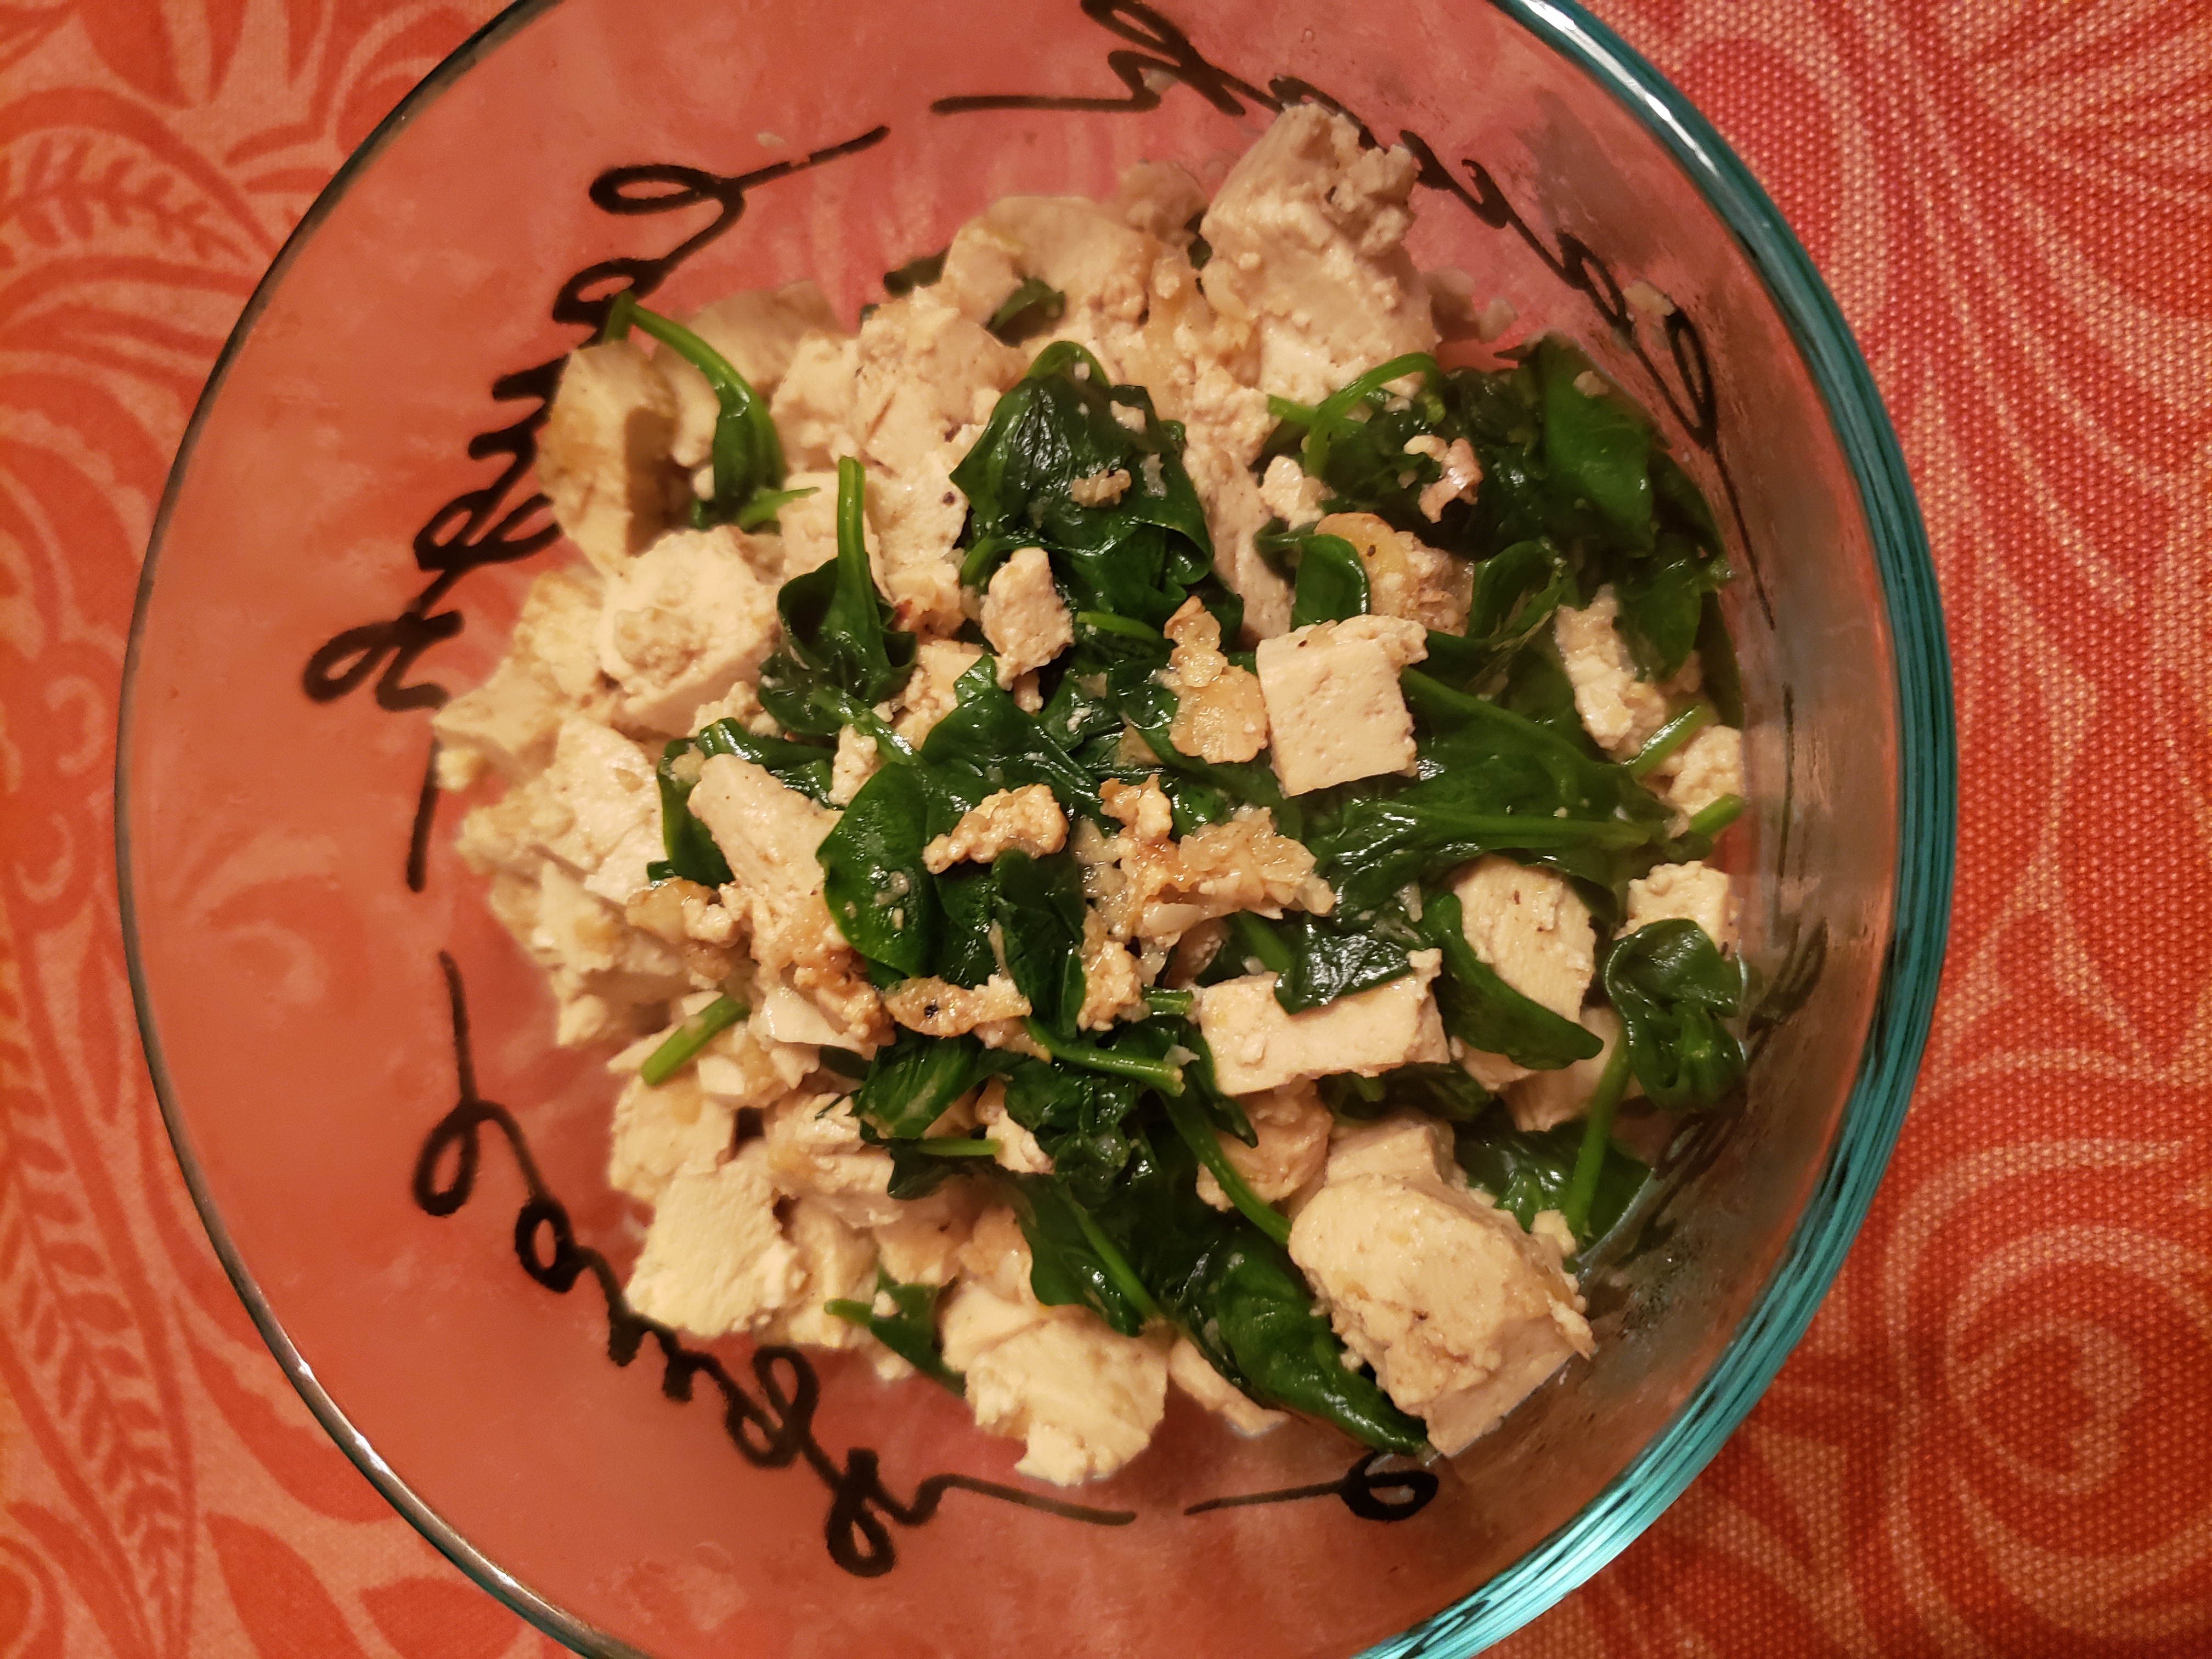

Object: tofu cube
[595,525,779,735]
[1195,950,1449,1096]
[536,339,684,576]
[1625,859,1739,952]
[1255,615,1427,795]
[687,754,839,907]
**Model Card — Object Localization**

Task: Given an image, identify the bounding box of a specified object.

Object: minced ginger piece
[1088,778,1331,943]
[1162,596,1268,763]
[883,973,1033,1039]
[923,784,1068,873]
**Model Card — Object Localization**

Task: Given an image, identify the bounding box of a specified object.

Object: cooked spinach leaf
[760,457,917,728]
[986,276,1067,342]
[1268,913,1415,1013]
[1602,918,1747,1110]
[825,1270,964,1393]
[819,761,938,977]
[1417,889,1601,1069]
[601,292,793,531]
[1454,1108,1647,1247]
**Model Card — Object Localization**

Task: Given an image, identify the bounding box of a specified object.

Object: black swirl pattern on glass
[413,952,1135,1577]
[1184,1451,1439,1523]
[931,0,1768,619]
[302,126,890,720]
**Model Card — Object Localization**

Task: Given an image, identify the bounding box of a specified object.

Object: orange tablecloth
[3,2,2206,1654]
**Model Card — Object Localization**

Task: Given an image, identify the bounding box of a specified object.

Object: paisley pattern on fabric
[1,0,2207,1654]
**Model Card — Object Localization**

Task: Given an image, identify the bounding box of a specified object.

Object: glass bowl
[116,1,1953,1654]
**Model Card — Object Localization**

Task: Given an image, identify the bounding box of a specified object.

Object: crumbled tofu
[1504,1006,1626,1133]
[975,1079,1054,1175]
[882,974,1033,1039]
[607,1071,736,1205]
[1198,107,1437,405]
[1160,595,1269,763]
[1077,911,1145,1030]
[1167,1338,1285,1436]
[1196,950,1449,1096]
[1314,512,1472,634]
[1088,793,1331,943]
[981,549,1075,684]
[1257,454,1327,527]
[1554,586,1671,758]
[893,640,985,745]
[693,1025,815,1113]
[757,1197,879,1351]
[1408,436,1481,523]
[1449,855,1596,1092]
[872,1183,981,1288]
[939,1279,1168,1486]
[923,785,1068,872]
[1656,724,1745,826]
[625,1145,804,1336]
[1289,1147,1592,1454]
[594,526,780,734]
[744,891,889,1047]
[1625,859,1739,953]
[830,724,882,806]
[1255,614,1427,795]
[1195,1080,1330,1211]
[662,281,841,470]
[537,340,686,575]
[688,755,839,906]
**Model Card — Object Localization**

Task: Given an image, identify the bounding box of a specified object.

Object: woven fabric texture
[1,1,2206,1655]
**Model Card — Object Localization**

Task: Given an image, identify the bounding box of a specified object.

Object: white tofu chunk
[1657,724,1745,825]
[768,332,861,472]
[761,1094,901,1229]
[770,469,849,577]
[1258,454,1327,526]
[939,1280,1168,1486]
[625,1145,804,1337]
[758,1198,879,1351]
[536,339,684,576]
[1448,855,1596,1092]
[937,195,1155,337]
[539,717,662,902]
[662,280,842,470]
[1625,859,1739,953]
[1553,585,1670,758]
[594,526,780,734]
[1289,1159,1592,1455]
[854,291,1026,478]
[1255,614,1427,795]
[1111,159,1207,241]
[982,548,1075,682]
[1323,1111,1458,1184]
[432,568,612,783]
[891,639,985,745]
[1194,1081,1330,1211]
[607,1072,735,1205]
[687,754,838,906]
[1198,106,1438,405]
[1167,1338,1284,1436]
[1504,1007,1626,1133]
[1451,856,1596,1022]
[1196,950,1450,1096]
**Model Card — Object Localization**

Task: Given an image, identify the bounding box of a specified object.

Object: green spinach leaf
[1603,918,1747,1110]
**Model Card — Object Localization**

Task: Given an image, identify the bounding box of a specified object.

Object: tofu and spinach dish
[437,108,1751,1484]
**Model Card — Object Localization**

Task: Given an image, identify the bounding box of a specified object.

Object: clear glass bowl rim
[113,1,1957,1654]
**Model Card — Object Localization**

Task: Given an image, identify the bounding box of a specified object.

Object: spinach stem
[639,994,748,1087]
[1142,988,1195,1017]
[1626,703,1712,779]
[608,295,786,517]
[1023,1020,1185,1094]
[1686,793,1746,837]
[1560,1035,1632,1237]
[912,1138,1001,1158]
[1065,1195,1163,1325]
[1160,1089,1292,1246]
[1304,352,1439,478]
